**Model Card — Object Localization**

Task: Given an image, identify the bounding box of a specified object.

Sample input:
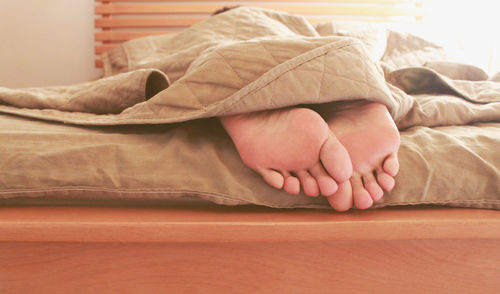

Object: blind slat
[95,4,424,17]
[94,0,425,68]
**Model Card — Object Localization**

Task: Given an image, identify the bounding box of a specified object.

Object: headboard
[94,0,425,68]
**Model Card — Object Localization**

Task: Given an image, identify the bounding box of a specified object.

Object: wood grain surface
[1,206,498,293]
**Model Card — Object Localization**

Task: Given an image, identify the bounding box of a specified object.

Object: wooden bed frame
[1,205,499,292]
[1,1,499,293]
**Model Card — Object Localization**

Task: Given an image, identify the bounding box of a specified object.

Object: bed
[1,0,499,293]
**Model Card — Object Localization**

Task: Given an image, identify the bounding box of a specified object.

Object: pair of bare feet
[220,101,400,211]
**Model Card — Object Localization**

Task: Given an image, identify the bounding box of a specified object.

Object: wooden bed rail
[94,0,425,68]
[0,205,499,243]
[1,206,499,293]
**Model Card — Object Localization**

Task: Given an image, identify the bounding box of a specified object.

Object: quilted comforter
[1,7,499,209]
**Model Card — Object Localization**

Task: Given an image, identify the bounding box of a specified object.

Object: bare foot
[220,108,353,197]
[322,101,400,211]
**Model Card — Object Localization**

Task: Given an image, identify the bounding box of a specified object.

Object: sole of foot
[220,107,353,197]
[323,101,400,211]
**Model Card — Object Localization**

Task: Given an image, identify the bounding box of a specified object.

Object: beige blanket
[1,7,499,209]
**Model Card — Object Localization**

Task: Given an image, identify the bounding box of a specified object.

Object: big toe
[319,132,353,182]
[327,181,353,212]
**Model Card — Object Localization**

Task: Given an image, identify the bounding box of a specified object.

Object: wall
[0,0,102,88]
[422,0,500,75]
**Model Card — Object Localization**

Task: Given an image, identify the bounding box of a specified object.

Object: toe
[362,172,384,202]
[309,163,338,196]
[319,132,353,182]
[383,152,399,177]
[376,167,396,192]
[296,170,319,197]
[351,173,373,210]
[326,181,353,212]
[282,171,301,195]
[257,168,284,189]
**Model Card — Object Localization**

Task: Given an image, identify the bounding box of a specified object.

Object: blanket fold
[0,69,169,114]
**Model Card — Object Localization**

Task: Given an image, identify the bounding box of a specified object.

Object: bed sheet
[0,111,499,208]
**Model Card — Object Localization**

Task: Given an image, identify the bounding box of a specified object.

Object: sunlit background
[421,0,499,74]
